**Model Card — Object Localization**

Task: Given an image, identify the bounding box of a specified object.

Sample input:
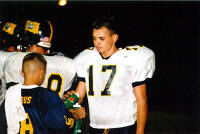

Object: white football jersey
[0,52,17,105]
[0,51,76,98]
[74,45,155,128]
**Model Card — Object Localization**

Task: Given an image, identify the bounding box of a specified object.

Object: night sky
[0,1,200,133]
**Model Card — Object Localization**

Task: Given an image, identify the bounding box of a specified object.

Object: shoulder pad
[125,45,144,51]
[87,47,95,50]
[124,45,154,60]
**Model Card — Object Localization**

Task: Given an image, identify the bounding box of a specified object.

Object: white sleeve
[5,84,26,134]
[73,51,87,79]
[63,59,76,90]
[0,51,17,70]
[130,47,155,85]
[0,51,18,105]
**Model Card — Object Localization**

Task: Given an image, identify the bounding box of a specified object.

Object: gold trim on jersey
[87,47,95,50]
[125,45,144,51]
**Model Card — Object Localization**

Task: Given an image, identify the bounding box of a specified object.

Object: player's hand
[69,107,86,120]
[62,90,76,101]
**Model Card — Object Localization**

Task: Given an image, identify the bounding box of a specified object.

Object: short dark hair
[22,52,47,71]
[92,16,118,34]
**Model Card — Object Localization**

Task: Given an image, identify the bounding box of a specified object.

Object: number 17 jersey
[73,45,155,129]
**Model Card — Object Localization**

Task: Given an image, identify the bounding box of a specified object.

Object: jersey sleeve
[0,51,16,86]
[44,91,76,132]
[63,58,76,91]
[73,50,89,79]
[128,46,155,87]
[0,51,17,71]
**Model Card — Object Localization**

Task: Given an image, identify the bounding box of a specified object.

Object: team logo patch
[25,20,40,34]
[2,22,16,35]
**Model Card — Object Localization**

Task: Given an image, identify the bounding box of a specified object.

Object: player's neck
[101,46,118,58]
[23,79,40,86]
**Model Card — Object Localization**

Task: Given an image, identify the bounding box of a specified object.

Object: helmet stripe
[47,20,53,43]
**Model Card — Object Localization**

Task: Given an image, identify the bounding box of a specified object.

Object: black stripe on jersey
[77,77,85,82]
[6,82,18,89]
[132,78,151,88]
[0,100,7,134]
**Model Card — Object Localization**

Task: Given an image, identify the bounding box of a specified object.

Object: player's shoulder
[36,87,57,98]
[0,51,20,62]
[3,52,29,66]
[50,51,66,56]
[32,87,61,106]
[6,83,21,95]
[6,52,30,60]
[0,51,18,56]
[122,45,155,59]
[73,47,98,62]
[45,54,74,64]
[40,88,62,105]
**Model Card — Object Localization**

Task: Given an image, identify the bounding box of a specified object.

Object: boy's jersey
[0,51,76,97]
[6,84,75,134]
[73,45,155,128]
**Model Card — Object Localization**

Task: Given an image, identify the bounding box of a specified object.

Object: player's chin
[96,48,103,53]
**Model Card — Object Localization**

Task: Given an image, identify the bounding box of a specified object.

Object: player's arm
[62,80,86,120]
[133,83,148,134]
[75,81,87,104]
[62,80,86,105]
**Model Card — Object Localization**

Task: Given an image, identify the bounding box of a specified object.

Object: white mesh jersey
[74,45,155,129]
[0,51,76,98]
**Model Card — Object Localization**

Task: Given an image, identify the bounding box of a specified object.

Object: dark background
[0,1,200,133]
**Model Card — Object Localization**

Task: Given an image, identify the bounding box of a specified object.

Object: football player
[0,21,23,52]
[0,19,83,134]
[0,19,76,97]
[19,19,52,54]
[5,52,79,134]
[72,16,155,134]
[0,20,22,105]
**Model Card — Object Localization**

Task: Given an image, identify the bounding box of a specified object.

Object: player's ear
[21,70,24,77]
[112,33,118,43]
[39,69,45,78]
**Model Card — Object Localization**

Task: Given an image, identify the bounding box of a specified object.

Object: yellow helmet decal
[2,22,16,35]
[25,20,40,34]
